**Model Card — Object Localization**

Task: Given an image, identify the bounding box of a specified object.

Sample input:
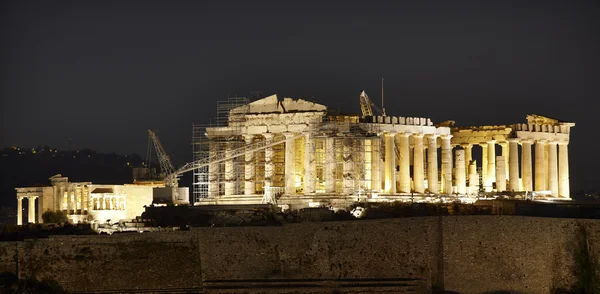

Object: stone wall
[196,218,439,292]
[3,216,600,292]
[14,232,202,292]
[0,242,17,274]
[118,185,154,220]
[442,216,599,293]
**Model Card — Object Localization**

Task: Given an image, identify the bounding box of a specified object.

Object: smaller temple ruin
[14,174,172,224]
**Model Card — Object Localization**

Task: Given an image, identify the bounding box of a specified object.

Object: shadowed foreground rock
[0,216,598,293]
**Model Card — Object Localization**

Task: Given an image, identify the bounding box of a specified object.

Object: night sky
[2,1,599,191]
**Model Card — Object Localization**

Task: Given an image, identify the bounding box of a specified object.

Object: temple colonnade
[208,132,570,198]
[456,139,569,197]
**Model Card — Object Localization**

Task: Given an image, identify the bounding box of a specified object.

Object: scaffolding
[192,110,391,203]
[216,97,249,126]
[192,96,249,204]
[310,120,380,196]
[192,123,208,203]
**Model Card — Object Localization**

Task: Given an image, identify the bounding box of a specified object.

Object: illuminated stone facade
[14,96,577,222]
[452,114,574,197]
[200,95,574,208]
[15,174,160,224]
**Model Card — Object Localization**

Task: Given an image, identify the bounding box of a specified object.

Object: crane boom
[359,90,373,117]
[148,130,178,188]
[359,90,384,117]
[173,132,305,177]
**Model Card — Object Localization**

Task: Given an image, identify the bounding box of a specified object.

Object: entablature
[514,131,570,143]
[450,126,513,145]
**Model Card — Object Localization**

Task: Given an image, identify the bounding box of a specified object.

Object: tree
[41,211,68,224]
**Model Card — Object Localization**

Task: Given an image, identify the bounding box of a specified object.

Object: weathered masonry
[452,115,574,198]
[15,174,161,225]
[194,95,574,208]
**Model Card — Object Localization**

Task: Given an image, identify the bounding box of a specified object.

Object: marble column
[548,141,559,197]
[244,136,255,196]
[461,144,472,181]
[384,133,396,194]
[441,135,453,195]
[224,143,235,196]
[73,186,79,212]
[52,186,59,211]
[508,139,520,191]
[343,138,354,194]
[501,142,509,179]
[496,156,506,192]
[481,144,488,186]
[535,140,547,191]
[468,161,478,195]
[38,194,43,223]
[413,134,425,193]
[284,133,296,195]
[79,186,85,215]
[208,142,219,198]
[371,137,381,192]
[28,196,37,224]
[544,143,550,189]
[426,134,439,193]
[486,141,496,192]
[61,186,67,211]
[521,140,533,191]
[304,134,315,194]
[558,142,570,198]
[17,197,23,225]
[325,137,336,193]
[263,134,274,191]
[455,149,466,194]
[398,133,411,193]
[67,186,72,215]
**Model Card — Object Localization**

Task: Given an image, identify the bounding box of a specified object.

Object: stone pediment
[49,174,68,183]
[526,114,573,125]
[230,95,326,115]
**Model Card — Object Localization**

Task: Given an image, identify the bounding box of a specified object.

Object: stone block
[268,125,286,133]
[287,124,308,133]
[246,125,268,134]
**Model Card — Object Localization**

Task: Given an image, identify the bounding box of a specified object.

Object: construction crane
[148,130,180,202]
[359,90,384,117]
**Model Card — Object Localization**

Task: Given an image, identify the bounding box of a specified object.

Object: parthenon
[194,95,574,208]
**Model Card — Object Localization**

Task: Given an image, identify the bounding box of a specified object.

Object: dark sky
[2,1,599,191]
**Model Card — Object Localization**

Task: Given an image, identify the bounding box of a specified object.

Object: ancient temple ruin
[193,95,574,208]
[15,174,166,225]
[16,94,575,224]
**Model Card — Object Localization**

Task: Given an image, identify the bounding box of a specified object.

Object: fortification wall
[0,242,17,274]
[196,218,440,291]
[442,216,600,293]
[3,216,599,292]
[15,232,202,292]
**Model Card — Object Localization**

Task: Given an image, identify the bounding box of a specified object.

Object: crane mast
[359,90,384,117]
[148,130,180,202]
[359,90,373,117]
